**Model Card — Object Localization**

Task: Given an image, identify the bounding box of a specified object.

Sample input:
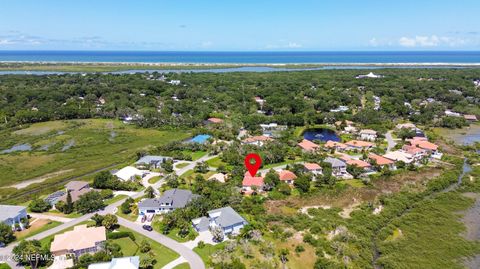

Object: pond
[0,143,32,154]
[436,124,480,145]
[303,128,340,142]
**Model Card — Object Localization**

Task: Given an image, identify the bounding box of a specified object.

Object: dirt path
[4,169,73,189]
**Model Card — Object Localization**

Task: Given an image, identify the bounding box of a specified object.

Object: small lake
[0,143,32,154]
[303,128,340,142]
[437,125,480,145]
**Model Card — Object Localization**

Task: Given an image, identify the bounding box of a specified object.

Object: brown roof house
[50,225,106,256]
[58,181,93,204]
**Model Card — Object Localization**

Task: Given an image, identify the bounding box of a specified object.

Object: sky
[0,0,479,51]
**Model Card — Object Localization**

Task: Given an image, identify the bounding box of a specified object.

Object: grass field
[111,237,138,256]
[105,194,128,205]
[116,226,179,268]
[172,263,190,269]
[148,176,162,184]
[0,119,191,202]
[175,162,190,169]
[181,150,208,161]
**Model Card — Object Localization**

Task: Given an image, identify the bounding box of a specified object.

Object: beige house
[50,225,106,257]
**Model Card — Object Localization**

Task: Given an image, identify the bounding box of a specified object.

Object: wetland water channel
[372,158,472,269]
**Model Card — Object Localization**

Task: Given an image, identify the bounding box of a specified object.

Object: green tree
[12,240,51,269]
[294,175,311,193]
[28,198,52,213]
[0,222,15,245]
[145,186,155,198]
[65,190,74,214]
[102,214,118,230]
[264,169,280,191]
[75,191,105,214]
[139,239,152,253]
[91,213,105,227]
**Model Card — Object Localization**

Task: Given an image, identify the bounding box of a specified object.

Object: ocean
[0,51,480,64]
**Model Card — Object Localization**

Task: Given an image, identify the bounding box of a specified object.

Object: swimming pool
[190,134,212,144]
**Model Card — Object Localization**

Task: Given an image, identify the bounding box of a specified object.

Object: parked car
[142,225,153,231]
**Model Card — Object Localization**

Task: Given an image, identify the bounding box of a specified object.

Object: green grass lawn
[0,119,191,203]
[340,179,366,188]
[205,156,226,168]
[173,263,190,269]
[193,242,226,264]
[105,194,127,205]
[111,237,138,256]
[181,150,207,161]
[116,206,139,222]
[148,176,162,184]
[0,263,12,269]
[44,210,83,219]
[116,226,179,268]
[175,162,190,169]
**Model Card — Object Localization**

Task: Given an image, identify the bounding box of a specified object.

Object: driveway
[385,131,397,152]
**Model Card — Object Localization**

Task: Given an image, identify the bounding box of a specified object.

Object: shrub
[107,231,135,241]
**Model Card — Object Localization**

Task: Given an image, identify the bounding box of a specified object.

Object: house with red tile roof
[242,135,273,147]
[297,139,320,152]
[303,163,323,181]
[406,138,442,159]
[368,153,396,170]
[402,145,428,161]
[50,225,106,256]
[207,117,224,124]
[242,172,265,194]
[278,170,297,185]
[324,140,347,151]
[346,159,372,171]
[345,140,375,150]
[464,114,478,122]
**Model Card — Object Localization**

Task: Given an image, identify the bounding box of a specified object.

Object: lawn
[116,226,179,268]
[173,263,190,269]
[105,194,128,205]
[116,205,139,222]
[340,179,367,188]
[148,176,162,184]
[152,219,198,242]
[0,119,191,203]
[205,156,227,168]
[175,162,190,169]
[15,219,62,240]
[111,237,138,256]
[193,242,227,264]
[0,264,11,269]
[182,150,207,161]
[43,210,83,219]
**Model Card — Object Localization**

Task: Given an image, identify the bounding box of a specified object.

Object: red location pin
[244,153,262,177]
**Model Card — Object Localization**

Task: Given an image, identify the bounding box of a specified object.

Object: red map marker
[245,153,262,177]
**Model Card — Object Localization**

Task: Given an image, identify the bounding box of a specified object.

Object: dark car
[142,225,153,231]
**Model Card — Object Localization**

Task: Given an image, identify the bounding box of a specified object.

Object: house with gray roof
[324,157,351,178]
[192,206,248,236]
[135,155,172,169]
[0,205,28,230]
[138,189,199,215]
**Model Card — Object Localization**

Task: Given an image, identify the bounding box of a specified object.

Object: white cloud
[287,42,302,48]
[398,35,467,47]
[265,41,303,49]
[369,38,379,47]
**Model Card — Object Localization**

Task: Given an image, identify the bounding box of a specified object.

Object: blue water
[303,128,340,142]
[0,51,480,63]
[190,134,211,144]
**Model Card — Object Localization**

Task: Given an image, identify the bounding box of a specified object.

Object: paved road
[0,155,217,269]
[385,131,397,152]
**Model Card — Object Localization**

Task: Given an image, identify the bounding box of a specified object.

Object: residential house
[445,110,461,117]
[260,123,287,138]
[402,145,428,162]
[114,166,145,181]
[58,181,93,204]
[346,159,372,172]
[242,172,265,194]
[395,123,417,130]
[368,153,396,170]
[242,135,273,147]
[359,129,378,141]
[383,151,414,164]
[324,157,351,178]
[207,117,224,124]
[192,206,248,236]
[134,155,172,169]
[407,138,442,159]
[324,140,348,152]
[278,170,297,185]
[88,256,140,269]
[138,189,199,215]
[303,163,323,180]
[208,173,227,183]
[345,140,374,151]
[0,205,28,230]
[464,114,478,122]
[50,225,106,256]
[298,139,320,152]
[355,72,383,79]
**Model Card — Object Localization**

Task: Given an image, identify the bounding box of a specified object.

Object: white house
[359,129,378,141]
[114,166,145,181]
[138,189,199,215]
[0,205,28,230]
[192,206,248,236]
